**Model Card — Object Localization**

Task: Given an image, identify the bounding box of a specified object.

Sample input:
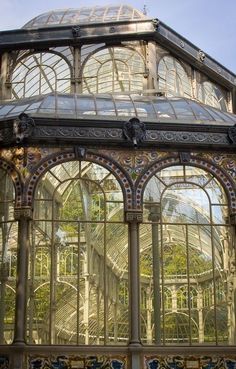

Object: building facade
[0,5,236,369]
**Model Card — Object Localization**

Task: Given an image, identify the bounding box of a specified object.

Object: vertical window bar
[160,214,165,345]
[210,203,218,344]
[104,209,107,344]
[186,224,192,345]
[28,222,35,343]
[76,221,81,345]
[50,206,56,344]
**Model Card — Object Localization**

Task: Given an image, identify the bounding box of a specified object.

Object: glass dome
[1,93,236,124]
[23,5,146,29]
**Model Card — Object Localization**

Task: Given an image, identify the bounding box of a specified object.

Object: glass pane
[153,99,176,119]
[0,170,16,344]
[106,223,128,345]
[96,96,116,116]
[171,99,195,119]
[185,166,212,186]
[29,161,126,345]
[158,166,184,185]
[162,185,210,224]
[205,178,228,204]
[57,95,76,114]
[141,165,231,346]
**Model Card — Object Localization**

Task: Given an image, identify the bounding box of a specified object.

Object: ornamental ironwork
[228,125,236,144]
[123,117,146,147]
[13,113,35,144]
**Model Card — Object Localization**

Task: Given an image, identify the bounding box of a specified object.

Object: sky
[0,0,235,73]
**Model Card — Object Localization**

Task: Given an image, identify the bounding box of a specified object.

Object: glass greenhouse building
[0,4,235,369]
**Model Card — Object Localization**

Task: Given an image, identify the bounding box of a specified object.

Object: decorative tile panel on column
[28,355,128,369]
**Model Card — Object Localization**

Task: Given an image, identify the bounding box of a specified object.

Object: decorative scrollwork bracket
[123,117,146,147]
[228,125,236,144]
[13,113,35,144]
[72,26,81,38]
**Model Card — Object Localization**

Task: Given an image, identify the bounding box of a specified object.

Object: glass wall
[0,168,17,344]
[141,165,234,345]
[12,52,71,99]
[197,81,228,111]
[28,161,128,345]
[158,56,192,99]
[82,47,145,93]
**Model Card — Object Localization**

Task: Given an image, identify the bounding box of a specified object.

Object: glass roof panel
[57,95,76,115]
[152,97,176,119]
[0,93,235,125]
[0,105,15,117]
[23,5,146,28]
[132,96,157,118]
[39,95,56,113]
[187,100,213,121]
[95,95,116,116]
[76,95,96,116]
[170,98,195,119]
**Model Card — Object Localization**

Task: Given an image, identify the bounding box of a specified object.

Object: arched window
[177,286,197,310]
[158,56,192,98]
[0,168,17,344]
[197,81,228,111]
[141,165,233,345]
[11,52,71,99]
[164,287,172,310]
[82,47,145,93]
[28,161,128,345]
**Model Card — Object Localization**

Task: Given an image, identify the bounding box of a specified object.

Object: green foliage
[163,244,212,276]
[4,287,15,323]
[34,284,50,321]
[140,243,212,278]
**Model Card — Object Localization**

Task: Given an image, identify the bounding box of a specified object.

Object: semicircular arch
[25,150,133,210]
[0,157,23,207]
[136,154,236,216]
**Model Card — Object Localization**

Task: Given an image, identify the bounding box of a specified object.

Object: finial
[143,4,148,15]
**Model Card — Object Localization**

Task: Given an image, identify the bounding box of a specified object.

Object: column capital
[14,206,33,220]
[125,210,143,223]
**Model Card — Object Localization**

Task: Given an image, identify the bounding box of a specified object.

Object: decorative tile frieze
[0,147,63,179]
[98,150,171,181]
[197,153,236,181]
[28,354,127,369]
[144,356,236,369]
